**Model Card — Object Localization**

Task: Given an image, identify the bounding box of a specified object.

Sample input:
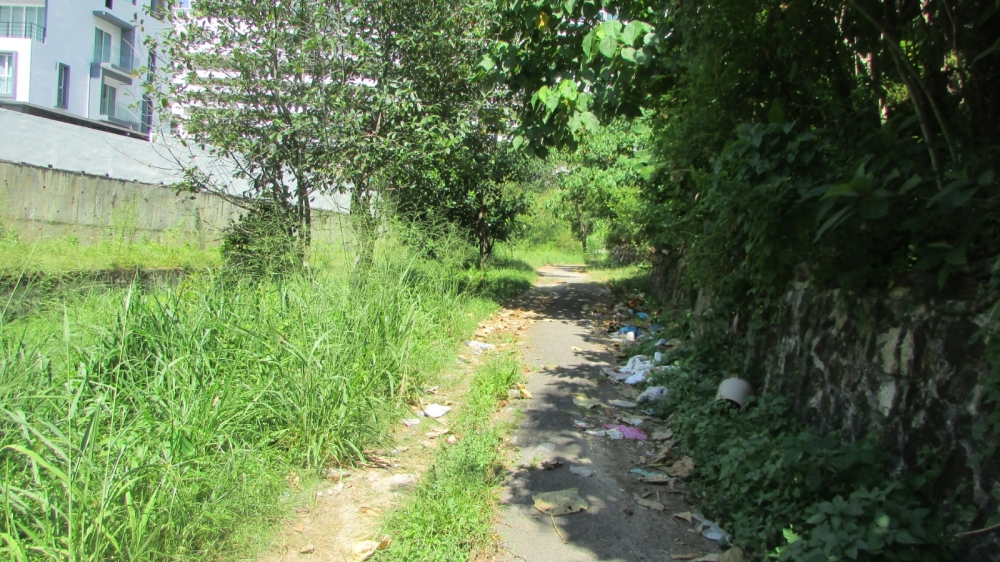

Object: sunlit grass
[0,237,221,275]
[0,232,506,561]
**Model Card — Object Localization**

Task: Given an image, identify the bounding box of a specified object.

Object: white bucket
[716,377,753,407]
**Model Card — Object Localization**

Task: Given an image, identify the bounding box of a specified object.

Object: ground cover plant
[376,353,522,561]
[0,237,220,276]
[0,232,512,560]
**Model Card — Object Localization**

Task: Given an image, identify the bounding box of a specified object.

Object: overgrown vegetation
[0,231,524,560]
[377,353,522,561]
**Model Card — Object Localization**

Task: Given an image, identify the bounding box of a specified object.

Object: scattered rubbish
[516,383,533,399]
[649,429,674,441]
[299,543,315,554]
[609,399,637,408]
[446,435,458,444]
[572,419,592,429]
[653,351,664,363]
[624,372,647,385]
[507,388,520,398]
[672,511,694,523]
[716,377,754,407]
[655,338,667,347]
[532,488,589,516]
[603,424,647,440]
[573,395,600,409]
[649,440,677,465]
[401,418,421,427]
[629,468,667,478]
[569,466,594,477]
[423,404,452,418]
[635,312,651,320]
[637,386,668,403]
[352,536,391,560]
[621,416,645,426]
[693,513,730,543]
[606,428,625,439]
[584,429,607,437]
[466,340,496,352]
[571,346,582,351]
[540,457,564,470]
[389,474,418,488]
[425,427,449,438]
[665,456,695,478]
[621,355,651,373]
[633,495,666,511]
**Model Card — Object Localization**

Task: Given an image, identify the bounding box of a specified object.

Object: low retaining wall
[651,253,999,560]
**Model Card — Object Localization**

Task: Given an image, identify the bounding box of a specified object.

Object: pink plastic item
[602,424,647,440]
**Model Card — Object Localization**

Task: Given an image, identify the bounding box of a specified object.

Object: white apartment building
[0,0,167,138]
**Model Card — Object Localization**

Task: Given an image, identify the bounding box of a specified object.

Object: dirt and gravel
[256,264,724,561]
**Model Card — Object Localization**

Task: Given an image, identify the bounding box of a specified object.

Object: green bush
[221,202,304,277]
[637,341,954,560]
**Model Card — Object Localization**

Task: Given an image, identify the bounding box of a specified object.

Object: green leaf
[562,0,576,14]
[815,206,852,240]
[478,55,495,72]
[512,135,525,150]
[582,30,595,59]
[767,99,784,124]
[579,111,600,133]
[978,168,994,186]
[859,198,889,219]
[945,245,967,265]
[822,183,859,199]
[621,47,637,63]
[599,33,618,58]
[622,21,641,45]
[899,174,921,194]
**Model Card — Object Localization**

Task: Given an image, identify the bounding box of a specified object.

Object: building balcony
[0,21,44,42]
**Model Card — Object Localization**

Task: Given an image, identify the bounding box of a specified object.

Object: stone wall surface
[650,253,999,560]
[0,160,349,245]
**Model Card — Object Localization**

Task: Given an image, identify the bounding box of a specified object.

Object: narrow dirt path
[496,265,719,562]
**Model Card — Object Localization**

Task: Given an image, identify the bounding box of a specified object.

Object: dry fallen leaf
[352,536,391,560]
[517,383,533,399]
[532,489,589,516]
[633,495,666,511]
[718,548,745,562]
[666,456,695,478]
[672,511,694,523]
[299,543,315,554]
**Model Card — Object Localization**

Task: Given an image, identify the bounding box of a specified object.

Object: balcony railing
[105,101,143,131]
[0,21,44,42]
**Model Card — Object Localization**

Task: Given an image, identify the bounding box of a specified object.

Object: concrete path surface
[496,265,719,562]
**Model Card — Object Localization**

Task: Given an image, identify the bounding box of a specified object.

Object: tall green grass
[0,236,494,560]
[377,354,522,561]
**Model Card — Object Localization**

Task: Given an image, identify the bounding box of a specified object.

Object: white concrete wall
[0,108,351,212]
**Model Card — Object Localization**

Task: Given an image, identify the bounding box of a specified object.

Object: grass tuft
[377,354,522,561]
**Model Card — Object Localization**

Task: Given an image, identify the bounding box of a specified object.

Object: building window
[94,29,112,64]
[56,64,69,108]
[100,83,117,117]
[0,5,45,41]
[0,52,14,97]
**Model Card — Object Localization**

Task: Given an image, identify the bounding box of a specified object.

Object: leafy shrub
[639,340,954,559]
[221,202,304,277]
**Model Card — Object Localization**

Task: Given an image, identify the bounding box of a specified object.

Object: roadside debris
[571,419,591,429]
[609,399,637,408]
[466,340,496,353]
[606,427,624,439]
[694,513,730,543]
[516,383,533,399]
[299,543,315,554]
[401,418,421,427]
[423,404,451,418]
[637,386,668,403]
[628,468,667,479]
[569,466,594,477]
[665,456,695,478]
[573,395,600,409]
[585,429,607,437]
[532,489,589,516]
[649,429,674,441]
[352,536,391,560]
[633,494,666,511]
[424,427,449,438]
[603,424,647,440]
